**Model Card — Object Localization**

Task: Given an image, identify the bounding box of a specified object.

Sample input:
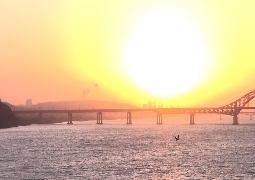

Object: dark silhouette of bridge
[14,90,255,125]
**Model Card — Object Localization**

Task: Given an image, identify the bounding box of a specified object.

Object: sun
[125,10,208,96]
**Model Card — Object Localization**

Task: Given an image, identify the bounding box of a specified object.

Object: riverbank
[0,102,18,129]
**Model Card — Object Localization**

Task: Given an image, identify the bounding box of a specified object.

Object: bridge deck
[13,107,255,114]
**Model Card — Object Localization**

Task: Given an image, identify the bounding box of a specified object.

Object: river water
[1,115,255,179]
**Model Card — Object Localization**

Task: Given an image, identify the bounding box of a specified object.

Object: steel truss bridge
[14,90,255,125]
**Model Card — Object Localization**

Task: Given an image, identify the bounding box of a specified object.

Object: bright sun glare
[125,10,208,96]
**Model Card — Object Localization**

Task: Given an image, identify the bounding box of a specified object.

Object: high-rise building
[26,99,32,107]
[148,101,152,108]
[158,102,163,108]
[153,99,156,108]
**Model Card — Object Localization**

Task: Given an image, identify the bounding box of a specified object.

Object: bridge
[14,90,255,125]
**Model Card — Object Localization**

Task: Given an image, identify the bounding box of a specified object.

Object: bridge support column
[250,115,252,120]
[157,114,163,125]
[97,112,103,124]
[233,115,239,125]
[126,112,132,124]
[190,113,195,125]
[67,113,73,124]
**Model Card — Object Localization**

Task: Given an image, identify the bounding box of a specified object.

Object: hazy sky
[1,0,255,107]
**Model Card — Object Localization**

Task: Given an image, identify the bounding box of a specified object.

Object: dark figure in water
[175,135,179,141]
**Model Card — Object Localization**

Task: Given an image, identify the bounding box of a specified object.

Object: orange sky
[1,0,255,107]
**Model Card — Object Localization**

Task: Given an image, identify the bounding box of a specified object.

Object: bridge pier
[97,112,103,124]
[190,113,195,125]
[126,112,132,124]
[67,113,73,124]
[157,114,163,125]
[233,115,239,125]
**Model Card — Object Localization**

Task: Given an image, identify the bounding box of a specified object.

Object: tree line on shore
[0,101,19,129]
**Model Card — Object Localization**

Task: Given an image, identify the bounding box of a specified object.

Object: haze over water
[1,116,255,179]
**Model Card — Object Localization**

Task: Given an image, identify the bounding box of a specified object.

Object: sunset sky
[1,0,255,107]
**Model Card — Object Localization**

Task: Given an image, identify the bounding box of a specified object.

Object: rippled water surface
[1,116,255,179]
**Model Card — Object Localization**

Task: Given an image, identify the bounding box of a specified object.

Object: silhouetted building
[148,101,152,108]
[158,102,163,108]
[143,104,148,108]
[153,99,156,108]
[26,99,32,107]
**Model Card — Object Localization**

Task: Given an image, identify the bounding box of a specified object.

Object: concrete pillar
[100,112,102,124]
[233,105,239,125]
[126,112,132,124]
[67,113,69,124]
[96,113,98,124]
[190,113,195,125]
[67,113,73,124]
[233,115,239,125]
[97,112,103,124]
[157,114,163,125]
